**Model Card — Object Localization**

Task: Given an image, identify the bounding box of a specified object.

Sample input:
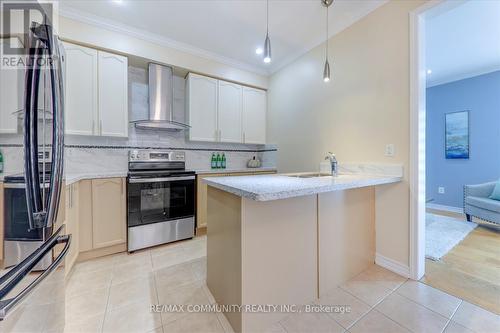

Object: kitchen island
[204,169,402,332]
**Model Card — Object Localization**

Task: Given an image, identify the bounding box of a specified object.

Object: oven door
[4,184,45,241]
[127,175,195,228]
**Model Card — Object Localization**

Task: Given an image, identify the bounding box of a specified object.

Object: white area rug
[426,213,478,261]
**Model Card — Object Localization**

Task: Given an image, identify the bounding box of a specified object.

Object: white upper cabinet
[98,51,128,137]
[187,73,218,142]
[242,87,266,144]
[0,37,23,134]
[63,42,128,137]
[186,73,266,144]
[218,81,242,143]
[63,42,98,136]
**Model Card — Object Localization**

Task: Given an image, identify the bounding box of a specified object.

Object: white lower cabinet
[187,73,266,144]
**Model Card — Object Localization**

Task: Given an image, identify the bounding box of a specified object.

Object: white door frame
[408,0,466,280]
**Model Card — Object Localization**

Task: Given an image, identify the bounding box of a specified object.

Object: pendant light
[322,0,333,82]
[263,0,272,63]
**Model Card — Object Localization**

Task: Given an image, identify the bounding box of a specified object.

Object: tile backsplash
[0,66,277,176]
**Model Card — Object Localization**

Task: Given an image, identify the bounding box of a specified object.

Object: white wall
[267,0,426,267]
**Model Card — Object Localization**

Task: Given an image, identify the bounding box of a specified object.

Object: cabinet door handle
[243,132,245,143]
[219,129,222,141]
[99,120,103,135]
[92,120,95,135]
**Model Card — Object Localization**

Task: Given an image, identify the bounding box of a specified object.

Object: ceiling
[58,0,387,76]
[426,0,500,87]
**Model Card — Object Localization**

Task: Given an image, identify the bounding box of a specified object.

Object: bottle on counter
[221,153,226,169]
[0,149,3,173]
[211,153,217,169]
[216,153,221,169]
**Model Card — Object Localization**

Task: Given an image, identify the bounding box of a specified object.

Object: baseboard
[196,226,207,236]
[426,203,463,214]
[77,243,127,262]
[375,253,410,278]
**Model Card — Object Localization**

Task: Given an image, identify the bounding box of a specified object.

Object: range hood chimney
[133,63,190,130]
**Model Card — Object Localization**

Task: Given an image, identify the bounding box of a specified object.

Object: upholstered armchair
[464,182,500,225]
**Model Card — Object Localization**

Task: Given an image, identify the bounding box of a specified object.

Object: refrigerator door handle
[0,226,71,321]
[23,26,44,230]
[23,22,65,230]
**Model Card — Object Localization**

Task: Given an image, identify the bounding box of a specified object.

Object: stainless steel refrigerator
[0,18,71,332]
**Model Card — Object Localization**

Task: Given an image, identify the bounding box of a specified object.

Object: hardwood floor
[421,216,500,315]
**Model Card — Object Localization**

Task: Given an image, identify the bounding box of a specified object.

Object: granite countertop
[196,167,277,175]
[0,173,17,182]
[65,171,128,185]
[203,172,402,201]
[1,168,277,185]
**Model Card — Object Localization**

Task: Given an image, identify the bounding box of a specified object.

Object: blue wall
[426,70,500,208]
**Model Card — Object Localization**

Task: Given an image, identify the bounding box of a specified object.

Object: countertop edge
[65,172,128,185]
[195,168,277,175]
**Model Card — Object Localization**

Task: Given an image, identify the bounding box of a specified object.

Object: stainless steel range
[127,150,195,252]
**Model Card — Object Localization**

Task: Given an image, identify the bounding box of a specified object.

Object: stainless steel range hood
[133,63,190,131]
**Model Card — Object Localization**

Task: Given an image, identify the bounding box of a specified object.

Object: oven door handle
[128,176,195,183]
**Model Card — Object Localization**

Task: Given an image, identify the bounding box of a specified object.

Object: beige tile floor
[62,236,500,333]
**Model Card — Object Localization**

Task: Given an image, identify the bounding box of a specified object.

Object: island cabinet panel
[240,195,317,332]
[206,187,242,331]
[206,187,317,333]
[91,178,126,249]
[318,188,375,296]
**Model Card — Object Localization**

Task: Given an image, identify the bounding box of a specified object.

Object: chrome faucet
[325,152,338,177]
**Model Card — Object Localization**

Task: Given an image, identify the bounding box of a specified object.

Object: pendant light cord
[267,0,269,34]
[325,4,329,58]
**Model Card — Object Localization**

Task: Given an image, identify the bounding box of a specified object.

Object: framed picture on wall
[445,110,469,159]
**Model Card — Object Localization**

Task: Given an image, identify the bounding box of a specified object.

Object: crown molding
[426,65,500,88]
[58,6,269,77]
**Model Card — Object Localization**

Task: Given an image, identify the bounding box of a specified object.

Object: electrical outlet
[385,144,395,157]
[438,187,445,194]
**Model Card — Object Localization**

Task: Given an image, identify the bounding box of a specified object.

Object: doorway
[410,0,500,314]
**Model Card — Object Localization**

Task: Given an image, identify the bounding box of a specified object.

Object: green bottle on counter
[211,153,217,169]
[216,153,221,169]
[0,149,3,173]
[221,153,226,169]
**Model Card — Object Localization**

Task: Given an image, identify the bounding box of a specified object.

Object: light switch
[438,187,445,194]
[385,144,395,157]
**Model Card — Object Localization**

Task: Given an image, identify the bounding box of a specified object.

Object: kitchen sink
[286,172,332,178]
